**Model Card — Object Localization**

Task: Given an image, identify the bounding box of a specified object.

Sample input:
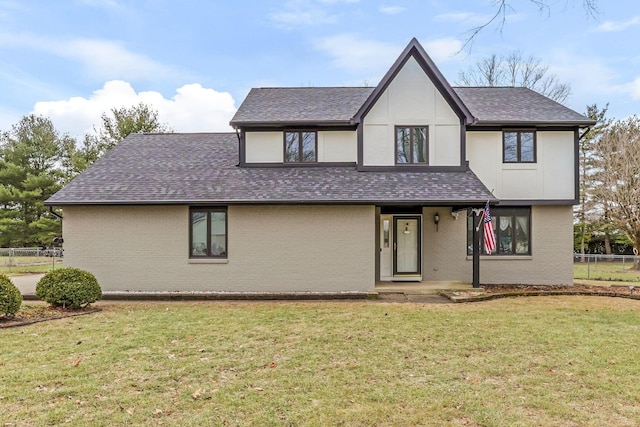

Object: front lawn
[1,297,640,426]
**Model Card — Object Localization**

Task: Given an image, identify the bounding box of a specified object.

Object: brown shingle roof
[230,87,374,127]
[230,86,594,127]
[46,133,494,205]
[453,87,594,125]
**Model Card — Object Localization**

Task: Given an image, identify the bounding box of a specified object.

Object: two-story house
[46,38,594,296]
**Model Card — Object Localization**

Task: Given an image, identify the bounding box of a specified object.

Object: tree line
[0,103,170,247]
[575,105,640,268]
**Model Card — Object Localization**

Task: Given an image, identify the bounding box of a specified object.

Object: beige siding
[317,131,357,162]
[63,205,375,293]
[244,130,357,163]
[362,56,461,166]
[466,131,575,200]
[422,205,573,285]
[245,131,283,163]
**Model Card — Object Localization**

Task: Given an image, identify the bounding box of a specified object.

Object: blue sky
[0,0,638,138]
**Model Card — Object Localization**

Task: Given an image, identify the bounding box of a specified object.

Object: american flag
[483,202,497,254]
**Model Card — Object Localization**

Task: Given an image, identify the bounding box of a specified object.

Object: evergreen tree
[0,115,72,246]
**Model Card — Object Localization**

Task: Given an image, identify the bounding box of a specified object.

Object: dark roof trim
[232,120,355,128]
[497,199,578,206]
[239,162,356,168]
[356,165,469,173]
[467,125,586,132]
[239,125,358,132]
[46,199,498,207]
[470,120,595,127]
[353,38,475,125]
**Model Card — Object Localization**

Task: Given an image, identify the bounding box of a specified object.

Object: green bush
[36,268,102,309]
[0,274,22,316]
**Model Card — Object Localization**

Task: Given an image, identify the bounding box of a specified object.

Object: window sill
[188,258,229,264]
[466,255,532,261]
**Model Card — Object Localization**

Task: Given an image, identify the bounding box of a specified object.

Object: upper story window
[396,126,428,164]
[190,207,227,258]
[284,131,317,163]
[503,130,536,163]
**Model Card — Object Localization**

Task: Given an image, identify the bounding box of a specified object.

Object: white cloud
[0,32,173,81]
[32,80,237,139]
[596,16,640,32]
[270,0,359,29]
[434,12,492,25]
[270,0,337,28]
[314,35,401,75]
[379,6,405,15]
[60,39,173,81]
[78,0,121,8]
[317,0,359,3]
[617,76,640,100]
[314,34,462,77]
[424,38,463,62]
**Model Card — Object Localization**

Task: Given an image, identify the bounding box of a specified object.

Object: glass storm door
[393,217,421,275]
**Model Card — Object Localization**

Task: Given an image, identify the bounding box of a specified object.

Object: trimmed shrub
[0,274,22,316]
[36,268,102,309]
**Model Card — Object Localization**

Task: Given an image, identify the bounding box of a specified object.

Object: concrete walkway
[9,274,44,298]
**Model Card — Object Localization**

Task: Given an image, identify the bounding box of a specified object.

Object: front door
[393,216,421,277]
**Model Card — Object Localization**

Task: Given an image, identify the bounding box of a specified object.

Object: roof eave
[230,120,355,128]
[469,120,597,127]
[45,198,497,207]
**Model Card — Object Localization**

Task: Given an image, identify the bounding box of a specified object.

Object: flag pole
[472,193,495,288]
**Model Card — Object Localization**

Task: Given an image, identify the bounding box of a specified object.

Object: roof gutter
[579,126,592,141]
[49,205,63,219]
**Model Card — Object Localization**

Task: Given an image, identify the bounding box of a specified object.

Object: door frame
[378,213,423,281]
[392,215,422,276]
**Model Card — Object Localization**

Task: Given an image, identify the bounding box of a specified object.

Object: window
[190,208,227,258]
[467,207,531,256]
[396,126,428,164]
[503,130,536,163]
[284,131,317,163]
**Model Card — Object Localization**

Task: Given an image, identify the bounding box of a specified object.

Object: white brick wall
[63,205,375,293]
[422,205,573,285]
[62,203,572,292]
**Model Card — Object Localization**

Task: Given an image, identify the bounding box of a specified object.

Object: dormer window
[395,126,428,164]
[284,131,317,163]
[503,130,536,163]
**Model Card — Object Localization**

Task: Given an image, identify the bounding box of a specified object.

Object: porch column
[472,210,481,288]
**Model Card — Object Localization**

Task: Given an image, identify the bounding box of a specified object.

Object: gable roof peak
[353,38,475,125]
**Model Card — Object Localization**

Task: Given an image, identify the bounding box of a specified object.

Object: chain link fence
[574,254,640,282]
[0,247,63,275]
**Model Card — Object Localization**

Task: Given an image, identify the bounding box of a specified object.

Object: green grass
[574,261,640,282]
[2,297,640,426]
[0,256,62,276]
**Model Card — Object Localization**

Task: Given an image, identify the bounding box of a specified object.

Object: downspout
[235,127,244,167]
[49,205,63,219]
[579,126,591,141]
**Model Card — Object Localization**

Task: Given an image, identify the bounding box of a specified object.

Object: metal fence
[574,254,640,281]
[0,247,63,274]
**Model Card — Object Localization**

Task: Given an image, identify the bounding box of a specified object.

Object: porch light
[403,223,410,234]
[434,212,440,232]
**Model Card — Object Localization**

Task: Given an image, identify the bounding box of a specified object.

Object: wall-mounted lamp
[403,223,410,234]
[434,212,440,232]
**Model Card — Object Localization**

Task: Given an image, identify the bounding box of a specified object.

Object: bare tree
[74,103,173,173]
[592,116,640,269]
[574,104,610,258]
[463,0,599,50]
[457,51,571,103]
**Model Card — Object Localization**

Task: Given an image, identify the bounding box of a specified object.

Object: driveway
[9,274,44,297]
